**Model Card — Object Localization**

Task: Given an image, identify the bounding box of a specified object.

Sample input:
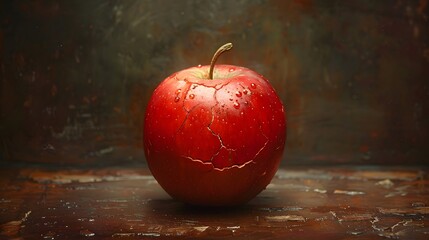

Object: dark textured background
[1,0,428,167]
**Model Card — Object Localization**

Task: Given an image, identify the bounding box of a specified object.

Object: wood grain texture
[0,166,428,239]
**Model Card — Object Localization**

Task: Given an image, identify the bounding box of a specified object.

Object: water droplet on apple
[229,98,233,101]
[174,97,180,102]
[229,68,235,72]
[250,83,257,89]
[233,102,240,109]
[235,91,242,97]
[197,64,202,68]
[175,89,182,94]
[189,94,195,99]
[240,111,244,116]
[243,89,248,95]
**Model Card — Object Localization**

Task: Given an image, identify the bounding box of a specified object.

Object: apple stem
[209,43,233,80]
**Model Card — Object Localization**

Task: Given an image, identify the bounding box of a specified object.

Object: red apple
[143,43,286,206]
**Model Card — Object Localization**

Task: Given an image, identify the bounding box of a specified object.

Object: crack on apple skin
[174,79,230,164]
[207,111,237,165]
[173,79,271,171]
[183,155,256,172]
[175,78,225,133]
[207,83,239,167]
[177,103,201,132]
[205,81,266,170]
[182,78,230,90]
[254,124,269,162]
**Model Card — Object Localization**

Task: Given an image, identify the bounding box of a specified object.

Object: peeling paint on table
[0,166,427,239]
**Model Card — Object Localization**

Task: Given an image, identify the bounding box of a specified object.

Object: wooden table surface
[0,165,428,239]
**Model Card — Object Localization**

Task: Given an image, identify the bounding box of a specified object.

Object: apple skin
[143,64,286,206]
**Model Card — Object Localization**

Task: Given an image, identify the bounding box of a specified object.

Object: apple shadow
[145,198,256,218]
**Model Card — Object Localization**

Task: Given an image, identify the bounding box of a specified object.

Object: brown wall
[1,0,428,166]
